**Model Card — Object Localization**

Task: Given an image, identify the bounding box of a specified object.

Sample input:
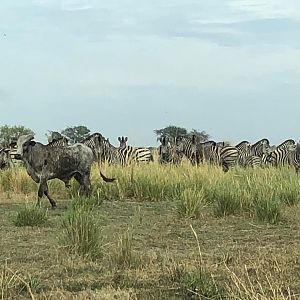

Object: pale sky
[1,0,300,147]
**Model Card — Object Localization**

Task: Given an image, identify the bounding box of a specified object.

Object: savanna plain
[0,160,300,299]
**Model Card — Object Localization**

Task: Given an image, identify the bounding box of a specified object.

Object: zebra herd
[158,135,300,173]
[1,132,300,173]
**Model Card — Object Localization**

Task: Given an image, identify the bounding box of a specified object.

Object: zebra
[248,138,270,167]
[81,133,104,161]
[117,136,154,163]
[176,135,238,172]
[235,141,251,167]
[175,135,198,165]
[250,138,270,157]
[288,143,300,173]
[158,136,182,165]
[97,135,153,166]
[267,139,296,167]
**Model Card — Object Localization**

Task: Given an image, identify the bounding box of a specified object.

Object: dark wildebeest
[15,134,115,208]
[0,148,12,169]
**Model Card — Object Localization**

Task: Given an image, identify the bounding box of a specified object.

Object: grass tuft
[13,204,48,227]
[60,204,103,260]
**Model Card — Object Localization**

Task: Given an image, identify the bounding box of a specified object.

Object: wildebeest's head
[15,134,35,160]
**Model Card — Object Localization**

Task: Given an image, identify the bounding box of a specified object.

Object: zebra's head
[118,136,128,148]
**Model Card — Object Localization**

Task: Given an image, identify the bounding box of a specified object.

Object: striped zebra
[288,143,300,173]
[267,139,296,167]
[96,135,153,166]
[176,135,238,172]
[247,138,270,167]
[158,136,182,165]
[117,136,154,163]
[81,133,104,161]
[250,138,270,157]
[235,141,251,167]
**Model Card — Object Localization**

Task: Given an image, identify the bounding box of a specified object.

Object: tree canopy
[61,125,91,144]
[154,125,210,142]
[0,125,34,148]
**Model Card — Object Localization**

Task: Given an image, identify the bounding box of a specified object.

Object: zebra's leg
[222,163,229,172]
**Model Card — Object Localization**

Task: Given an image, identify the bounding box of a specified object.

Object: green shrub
[176,187,206,218]
[60,205,102,259]
[13,204,48,227]
[180,269,225,300]
[110,229,134,269]
[253,191,282,224]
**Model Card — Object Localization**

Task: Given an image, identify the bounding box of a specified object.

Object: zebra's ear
[125,137,128,142]
[118,137,121,142]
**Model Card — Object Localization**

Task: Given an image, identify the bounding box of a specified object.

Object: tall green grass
[2,163,300,224]
[60,200,103,259]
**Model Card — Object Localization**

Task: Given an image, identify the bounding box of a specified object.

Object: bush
[176,187,206,218]
[253,191,282,224]
[13,204,48,227]
[60,205,102,259]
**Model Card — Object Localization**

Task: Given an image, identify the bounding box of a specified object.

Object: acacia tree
[0,125,34,148]
[154,125,187,140]
[154,125,210,142]
[61,125,90,144]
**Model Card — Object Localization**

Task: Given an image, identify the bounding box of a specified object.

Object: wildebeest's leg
[44,182,57,209]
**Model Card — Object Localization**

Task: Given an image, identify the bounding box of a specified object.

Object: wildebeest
[15,134,115,208]
[0,148,12,169]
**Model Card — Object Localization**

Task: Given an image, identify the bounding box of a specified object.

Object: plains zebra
[81,133,104,161]
[235,141,251,166]
[97,135,153,166]
[250,138,270,157]
[158,136,182,164]
[175,135,198,165]
[288,143,300,173]
[176,135,238,172]
[267,139,296,167]
[117,136,153,163]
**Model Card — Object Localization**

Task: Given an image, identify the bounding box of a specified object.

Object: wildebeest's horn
[100,171,116,182]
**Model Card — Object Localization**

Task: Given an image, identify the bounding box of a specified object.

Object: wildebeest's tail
[100,171,116,182]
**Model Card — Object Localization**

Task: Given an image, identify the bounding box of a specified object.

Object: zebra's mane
[252,138,270,147]
[235,140,250,148]
[48,136,68,146]
[277,139,295,148]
